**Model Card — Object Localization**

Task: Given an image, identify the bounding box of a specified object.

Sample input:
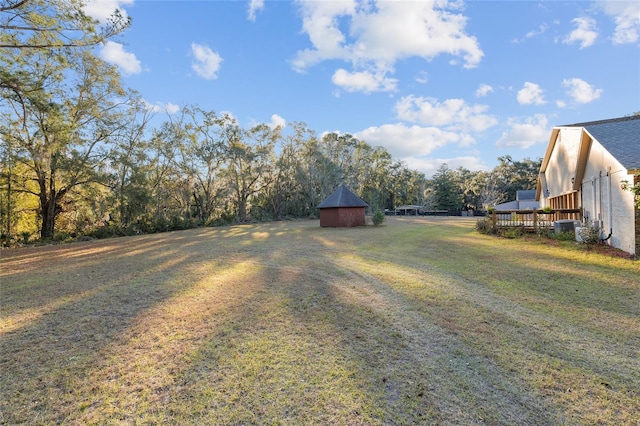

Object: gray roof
[317,185,368,208]
[516,190,536,201]
[565,115,640,171]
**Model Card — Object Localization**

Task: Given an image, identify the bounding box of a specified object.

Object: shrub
[52,232,74,243]
[551,231,576,242]
[577,225,600,247]
[372,210,386,226]
[500,227,523,239]
[475,217,498,235]
[89,224,129,239]
[536,227,553,239]
[21,231,31,244]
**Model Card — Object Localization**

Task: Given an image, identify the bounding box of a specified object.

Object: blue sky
[86,0,639,176]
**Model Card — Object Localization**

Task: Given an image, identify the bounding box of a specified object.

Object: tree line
[0,0,541,245]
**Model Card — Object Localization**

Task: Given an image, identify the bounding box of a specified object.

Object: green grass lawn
[1,217,638,425]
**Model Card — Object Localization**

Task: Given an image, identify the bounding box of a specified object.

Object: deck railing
[490,208,583,231]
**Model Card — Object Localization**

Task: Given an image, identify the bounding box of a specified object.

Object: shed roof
[317,185,368,208]
[565,115,640,171]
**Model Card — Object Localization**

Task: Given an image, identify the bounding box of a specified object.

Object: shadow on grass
[1,226,257,423]
[1,218,637,424]
[112,223,565,424]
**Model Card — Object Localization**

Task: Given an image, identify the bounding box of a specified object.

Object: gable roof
[317,185,368,208]
[536,115,640,200]
[565,115,640,171]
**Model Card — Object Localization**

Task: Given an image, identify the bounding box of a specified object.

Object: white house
[536,116,640,256]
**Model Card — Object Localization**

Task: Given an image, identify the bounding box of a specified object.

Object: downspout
[591,177,596,226]
[601,167,613,242]
[599,171,603,228]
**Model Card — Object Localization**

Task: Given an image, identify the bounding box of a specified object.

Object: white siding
[546,128,582,197]
[580,139,636,254]
[542,127,636,255]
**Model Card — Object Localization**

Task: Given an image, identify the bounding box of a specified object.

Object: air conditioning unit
[554,219,579,234]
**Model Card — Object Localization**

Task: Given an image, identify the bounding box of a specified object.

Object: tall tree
[0,48,128,238]
[186,107,227,223]
[490,155,541,203]
[0,0,129,49]
[300,135,339,207]
[222,118,279,223]
[106,96,155,227]
[359,146,394,211]
[0,137,15,241]
[1,0,130,239]
[260,121,313,219]
[429,163,463,212]
[457,167,484,211]
[153,106,229,224]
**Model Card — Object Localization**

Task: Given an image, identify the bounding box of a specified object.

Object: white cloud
[395,95,497,133]
[144,100,180,114]
[511,23,549,43]
[292,0,483,91]
[191,43,223,80]
[496,114,549,149]
[248,0,264,22]
[332,68,398,93]
[526,23,548,39]
[292,1,354,71]
[476,84,493,98]
[352,119,491,177]
[164,102,180,114]
[83,0,133,23]
[348,2,483,68]
[99,41,141,75]
[405,156,489,177]
[355,123,469,159]
[597,0,640,44]
[415,71,428,84]
[517,82,546,105]
[165,103,180,114]
[351,95,499,174]
[562,78,602,104]
[563,17,598,48]
[269,114,286,129]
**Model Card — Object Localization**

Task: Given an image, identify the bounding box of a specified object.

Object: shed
[317,185,369,227]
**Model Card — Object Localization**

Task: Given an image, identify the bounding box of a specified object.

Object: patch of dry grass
[1,217,638,425]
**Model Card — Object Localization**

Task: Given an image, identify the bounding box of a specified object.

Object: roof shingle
[565,115,640,170]
[317,185,368,208]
